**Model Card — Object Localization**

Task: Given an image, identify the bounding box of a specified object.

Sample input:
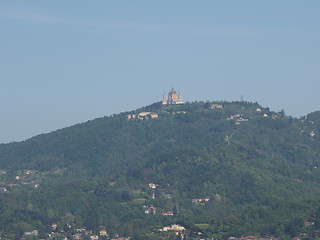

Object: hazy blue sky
[1,1,319,143]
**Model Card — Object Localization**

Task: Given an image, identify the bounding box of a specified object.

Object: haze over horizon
[1,1,319,144]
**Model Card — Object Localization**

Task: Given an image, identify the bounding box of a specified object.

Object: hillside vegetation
[0,101,320,239]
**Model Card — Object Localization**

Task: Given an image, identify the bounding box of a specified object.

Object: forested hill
[1,101,320,239]
[1,101,319,174]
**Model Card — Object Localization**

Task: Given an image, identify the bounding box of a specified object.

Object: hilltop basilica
[162,88,183,105]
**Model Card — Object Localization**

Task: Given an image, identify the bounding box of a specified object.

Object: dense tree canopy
[0,101,320,239]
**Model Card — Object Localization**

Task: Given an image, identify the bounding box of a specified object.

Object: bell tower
[162,92,167,105]
[177,92,183,104]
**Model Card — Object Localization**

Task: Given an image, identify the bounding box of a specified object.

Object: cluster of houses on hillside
[144,182,176,216]
[14,170,40,188]
[71,229,99,240]
[227,114,248,121]
[211,104,223,109]
[0,169,42,194]
[126,110,188,121]
[192,196,210,204]
[301,116,316,125]
[162,211,174,216]
[159,224,186,233]
[300,129,316,139]
[225,107,289,125]
[126,98,294,126]
[226,222,317,240]
[227,114,249,125]
[47,224,130,240]
[127,112,158,120]
[171,111,186,114]
[24,230,39,237]
[148,182,159,189]
[228,236,261,240]
[144,204,157,214]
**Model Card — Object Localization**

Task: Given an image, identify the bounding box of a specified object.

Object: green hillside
[0,101,320,240]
